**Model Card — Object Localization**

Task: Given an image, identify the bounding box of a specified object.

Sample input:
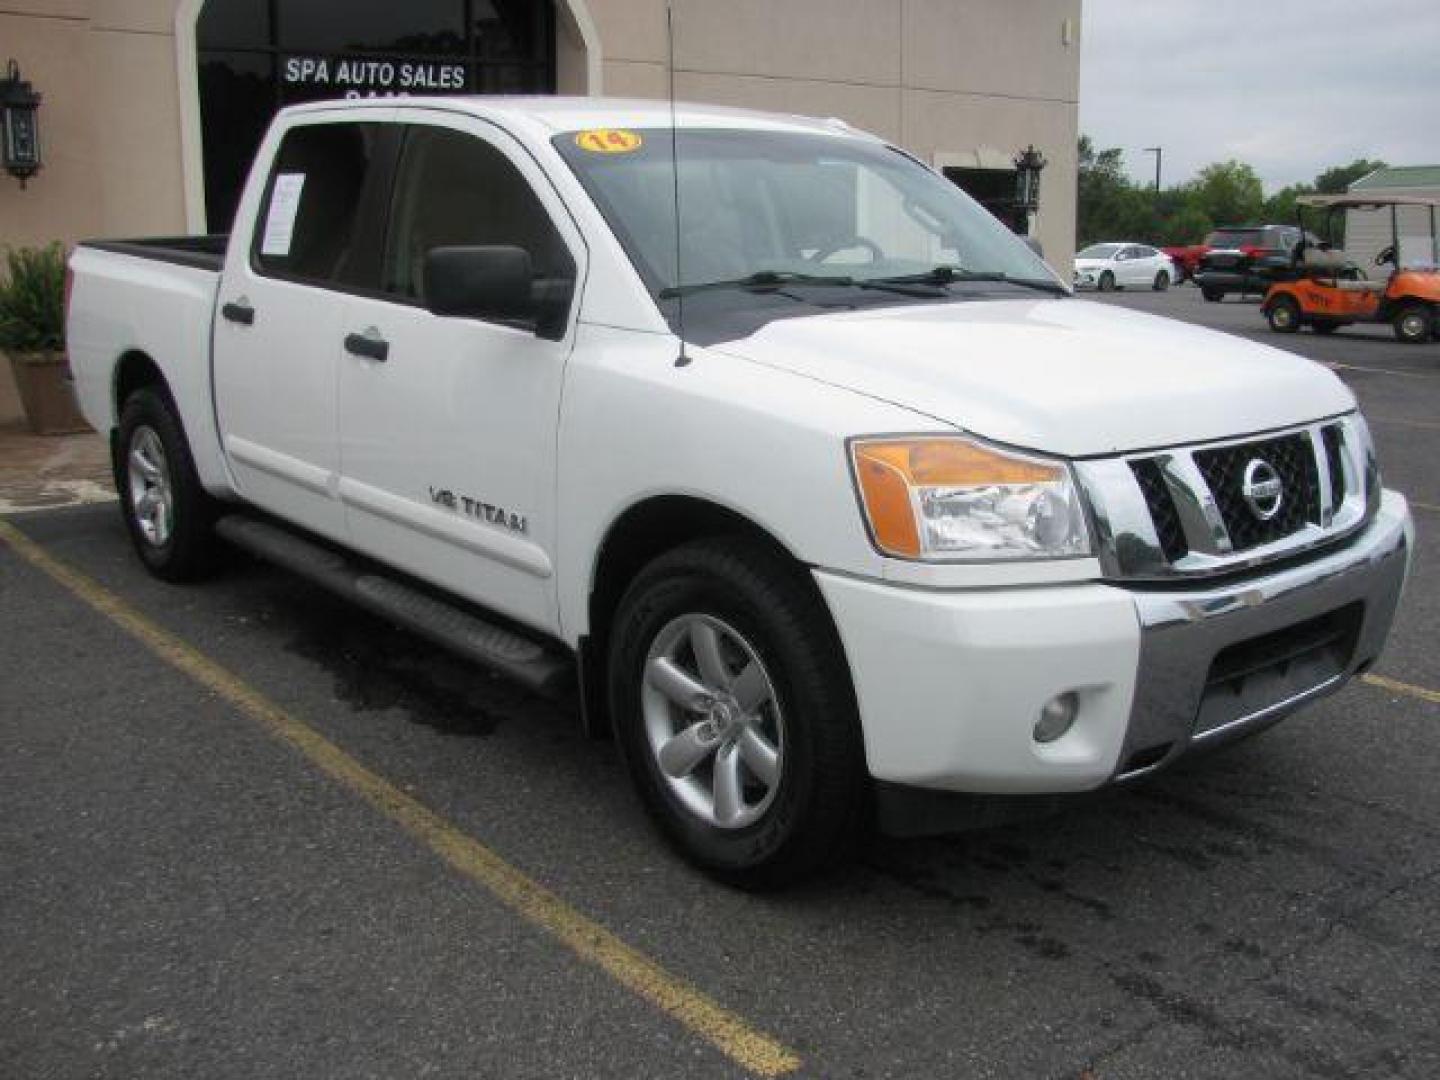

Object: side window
[383,125,574,303]
[253,122,382,286]
[1138,246,1158,258]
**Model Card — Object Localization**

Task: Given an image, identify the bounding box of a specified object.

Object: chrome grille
[1129,458,1188,561]
[1075,416,1374,581]
[1191,432,1318,551]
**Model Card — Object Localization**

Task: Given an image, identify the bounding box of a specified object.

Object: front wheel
[607,538,867,888]
[115,387,220,581]
[1393,302,1434,344]
[1098,270,1116,293]
[1266,295,1302,333]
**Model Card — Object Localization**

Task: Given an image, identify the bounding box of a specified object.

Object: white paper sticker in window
[261,173,306,256]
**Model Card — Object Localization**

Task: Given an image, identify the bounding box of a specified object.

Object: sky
[1079,0,1439,193]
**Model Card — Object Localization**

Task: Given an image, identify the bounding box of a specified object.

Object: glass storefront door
[197,0,556,231]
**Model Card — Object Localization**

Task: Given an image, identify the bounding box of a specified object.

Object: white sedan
[1073,243,1174,292]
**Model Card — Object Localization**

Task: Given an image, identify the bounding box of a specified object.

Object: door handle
[221,300,255,325]
[344,330,389,363]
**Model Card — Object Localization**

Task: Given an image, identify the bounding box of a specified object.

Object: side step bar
[215,514,574,698]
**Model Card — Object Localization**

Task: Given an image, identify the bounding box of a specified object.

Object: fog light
[1034,692,1078,743]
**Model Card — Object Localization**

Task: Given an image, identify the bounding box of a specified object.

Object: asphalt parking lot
[3,286,1439,1079]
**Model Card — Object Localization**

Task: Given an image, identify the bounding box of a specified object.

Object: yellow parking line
[0,520,801,1078]
[1362,672,1440,706]
[1409,501,1440,514]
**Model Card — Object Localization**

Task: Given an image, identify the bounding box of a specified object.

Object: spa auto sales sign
[283,56,467,98]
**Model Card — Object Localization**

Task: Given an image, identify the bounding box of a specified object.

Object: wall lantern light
[1012,144,1047,235]
[2,60,43,188]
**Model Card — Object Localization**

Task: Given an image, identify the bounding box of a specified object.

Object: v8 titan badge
[575,129,643,154]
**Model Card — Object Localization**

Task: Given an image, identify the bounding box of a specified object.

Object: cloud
[1080,0,1440,191]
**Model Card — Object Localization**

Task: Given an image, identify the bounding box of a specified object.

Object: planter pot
[5,349,89,435]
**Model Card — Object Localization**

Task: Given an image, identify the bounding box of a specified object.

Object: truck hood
[708,298,1354,457]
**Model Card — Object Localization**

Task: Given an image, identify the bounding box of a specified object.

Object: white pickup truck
[68,97,1411,886]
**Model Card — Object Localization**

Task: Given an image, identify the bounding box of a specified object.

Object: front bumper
[816,490,1411,806]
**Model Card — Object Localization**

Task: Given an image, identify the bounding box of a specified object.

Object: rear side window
[382,125,574,302]
[253,122,382,285]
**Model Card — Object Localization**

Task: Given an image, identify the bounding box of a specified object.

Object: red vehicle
[1263,194,1440,344]
[1162,242,1209,283]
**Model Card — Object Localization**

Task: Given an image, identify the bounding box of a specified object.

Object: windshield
[553,128,1060,298]
[1078,244,1121,259]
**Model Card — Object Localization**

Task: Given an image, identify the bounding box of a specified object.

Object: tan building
[1,2,1080,293]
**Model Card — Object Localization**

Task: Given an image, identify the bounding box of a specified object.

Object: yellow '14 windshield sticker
[575,129,643,154]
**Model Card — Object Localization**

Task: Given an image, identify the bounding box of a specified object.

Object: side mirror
[424,245,535,326]
[1023,235,1045,259]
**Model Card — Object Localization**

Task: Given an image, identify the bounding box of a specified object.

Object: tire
[1266,295,1301,334]
[1153,270,1171,292]
[1393,302,1433,345]
[1098,270,1116,293]
[1202,287,1224,303]
[115,387,220,582]
[607,537,867,888]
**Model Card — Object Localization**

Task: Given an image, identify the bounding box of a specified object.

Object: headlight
[850,436,1092,560]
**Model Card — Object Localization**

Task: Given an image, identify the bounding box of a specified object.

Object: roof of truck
[281,95,877,140]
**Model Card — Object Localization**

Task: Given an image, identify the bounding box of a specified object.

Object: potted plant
[0,243,88,434]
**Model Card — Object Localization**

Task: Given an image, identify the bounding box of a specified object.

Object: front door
[335,112,582,633]
[213,117,391,541]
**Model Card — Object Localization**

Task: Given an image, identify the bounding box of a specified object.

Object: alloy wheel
[641,613,785,830]
[127,425,174,547]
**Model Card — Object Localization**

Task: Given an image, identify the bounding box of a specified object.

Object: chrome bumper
[1114,489,1411,779]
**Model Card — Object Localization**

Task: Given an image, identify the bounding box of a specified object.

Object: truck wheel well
[580,496,816,738]
[113,351,168,418]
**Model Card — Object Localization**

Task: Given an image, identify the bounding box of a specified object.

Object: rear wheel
[1393,302,1434,344]
[1098,270,1116,293]
[115,388,220,581]
[1266,295,1301,333]
[607,537,867,888]
[1152,270,1170,291]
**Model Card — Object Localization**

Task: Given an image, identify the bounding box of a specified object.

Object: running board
[215,515,574,698]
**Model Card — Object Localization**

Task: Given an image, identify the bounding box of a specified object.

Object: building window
[197,0,556,231]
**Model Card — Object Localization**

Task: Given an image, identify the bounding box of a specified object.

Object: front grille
[1193,433,1319,551]
[1322,424,1346,503]
[1129,459,1189,561]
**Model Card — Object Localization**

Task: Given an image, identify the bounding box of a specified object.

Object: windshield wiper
[659,270,856,298]
[870,266,1070,296]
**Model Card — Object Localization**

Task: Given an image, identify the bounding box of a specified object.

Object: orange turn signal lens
[850,438,1066,558]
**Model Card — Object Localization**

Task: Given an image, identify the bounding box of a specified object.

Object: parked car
[66,97,1411,886]
[1194,224,1318,302]
[1264,194,1440,343]
[1162,242,1210,284]
[1073,243,1174,291]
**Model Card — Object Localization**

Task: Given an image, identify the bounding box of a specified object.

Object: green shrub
[0,244,66,353]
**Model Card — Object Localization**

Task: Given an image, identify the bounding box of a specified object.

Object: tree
[1315,159,1387,195]
[1186,161,1264,226]
[1263,182,1316,227]
[1076,136,1136,246]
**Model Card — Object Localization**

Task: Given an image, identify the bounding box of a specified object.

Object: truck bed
[67,236,231,495]
[80,234,228,274]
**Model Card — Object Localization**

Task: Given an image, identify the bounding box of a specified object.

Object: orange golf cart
[1262,193,1440,344]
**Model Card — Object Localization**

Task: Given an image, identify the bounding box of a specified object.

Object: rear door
[1117,246,1144,285]
[334,110,582,633]
[213,117,394,541]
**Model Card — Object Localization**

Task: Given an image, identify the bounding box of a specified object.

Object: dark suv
[1195,225,1314,302]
